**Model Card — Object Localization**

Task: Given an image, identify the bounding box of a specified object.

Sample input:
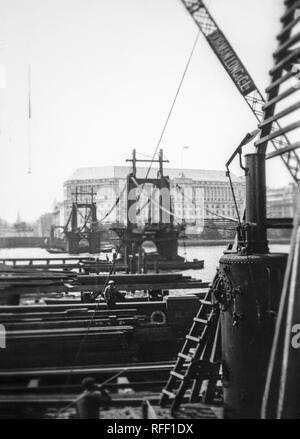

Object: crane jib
[207,30,256,96]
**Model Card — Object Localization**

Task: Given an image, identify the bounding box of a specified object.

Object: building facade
[34,213,53,237]
[267,184,298,218]
[60,166,245,235]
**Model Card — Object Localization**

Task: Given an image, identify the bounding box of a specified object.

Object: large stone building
[60,166,245,235]
[267,184,298,218]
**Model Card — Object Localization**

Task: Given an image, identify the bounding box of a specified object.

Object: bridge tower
[112,149,184,270]
[64,188,101,254]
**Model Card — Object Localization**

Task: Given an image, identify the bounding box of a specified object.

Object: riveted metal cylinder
[218,252,287,418]
[245,153,268,254]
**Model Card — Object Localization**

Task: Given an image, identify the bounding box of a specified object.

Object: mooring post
[138,246,142,273]
[143,250,147,273]
[128,255,133,274]
[124,246,128,273]
[131,243,136,274]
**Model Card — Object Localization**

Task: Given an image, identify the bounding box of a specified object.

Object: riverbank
[178,238,291,247]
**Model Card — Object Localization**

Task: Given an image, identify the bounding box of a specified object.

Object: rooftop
[66,166,243,184]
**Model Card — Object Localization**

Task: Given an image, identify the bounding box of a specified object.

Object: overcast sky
[0,0,292,222]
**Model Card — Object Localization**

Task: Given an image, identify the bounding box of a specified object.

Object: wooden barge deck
[0,256,204,272]
[0,361,222,419]
[0,259,210,418]
[0,270,209,303]
[0,295,205,369]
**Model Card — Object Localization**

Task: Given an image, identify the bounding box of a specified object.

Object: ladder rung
[274,31,300,58]
[170,371,185,380]
[266,142,300,159]
[193,317,208,325]
[178,352,192,361]
[270,48,300,75]
[255,121,300,147]
[277,16,300,40]
[281,0,300,22]
[264,84,300,110]
[259,102,300,128]
[266,71,295,92]
[161,389,176,399]
[186,335,200,343]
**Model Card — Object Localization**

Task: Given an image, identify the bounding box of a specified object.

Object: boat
[0,293,205,369]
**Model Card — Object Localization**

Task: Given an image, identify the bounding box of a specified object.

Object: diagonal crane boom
[180,0,300,183]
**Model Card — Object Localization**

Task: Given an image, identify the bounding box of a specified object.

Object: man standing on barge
[76,377,111,419]
[103,280,118,309]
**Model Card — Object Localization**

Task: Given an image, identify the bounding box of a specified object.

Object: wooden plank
[4,317,139,331]
[0,393,162,406]
[0,362,175,378]
[6,326,134,337]
[0,305,139,313]
[143,399,157,419]
[27,379,40,389]
[0,309,137,321]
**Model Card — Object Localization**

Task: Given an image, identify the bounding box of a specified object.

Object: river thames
[0,244,289,284]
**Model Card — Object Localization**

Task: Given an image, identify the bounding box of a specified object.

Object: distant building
[61,166,245,235]
[267,184,298,218]
[34,212,53,237]
[0,223,34,238]
[52,201,65,238]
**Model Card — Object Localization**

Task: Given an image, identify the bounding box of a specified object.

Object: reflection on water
[0,244,290,285]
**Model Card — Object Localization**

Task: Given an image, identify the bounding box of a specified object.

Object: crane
[160,0,300,418]
[180,0,300,183]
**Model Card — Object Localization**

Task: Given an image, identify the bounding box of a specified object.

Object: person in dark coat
[103,280,118,309]
[103,280,125,308]
[76,377,111,419]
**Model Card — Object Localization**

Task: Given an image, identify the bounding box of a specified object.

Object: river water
[178,244,289,282]
[0,244,290,284]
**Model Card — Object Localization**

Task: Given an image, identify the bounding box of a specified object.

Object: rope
[57,368,128,416]
[95,184,127,224]
[131,176,239,226]
[56,248,120,404]
[226,170,241,226]
[135,151,154,159]
[63,209,73,232]
[175,183,239,223]
[78,208,92,232]
[66,184,127,229]
[135,31,201,205]
[131,176,183,222]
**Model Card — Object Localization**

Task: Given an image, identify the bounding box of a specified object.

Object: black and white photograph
[0,0,299,422]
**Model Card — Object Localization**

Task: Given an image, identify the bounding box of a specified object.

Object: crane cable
[57,193,126,403]
[131,175,239,224]
[97,184,127,224]
[56,251,120,406]
[134,30,201,206]
[27,64,32,174]
[50,32,213,394]
[175,183,239,222]
[62,184,127,231]
[131,176,183,222]
[57,31,200,232]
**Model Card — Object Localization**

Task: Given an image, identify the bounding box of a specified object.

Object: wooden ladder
[160,287,221,413]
